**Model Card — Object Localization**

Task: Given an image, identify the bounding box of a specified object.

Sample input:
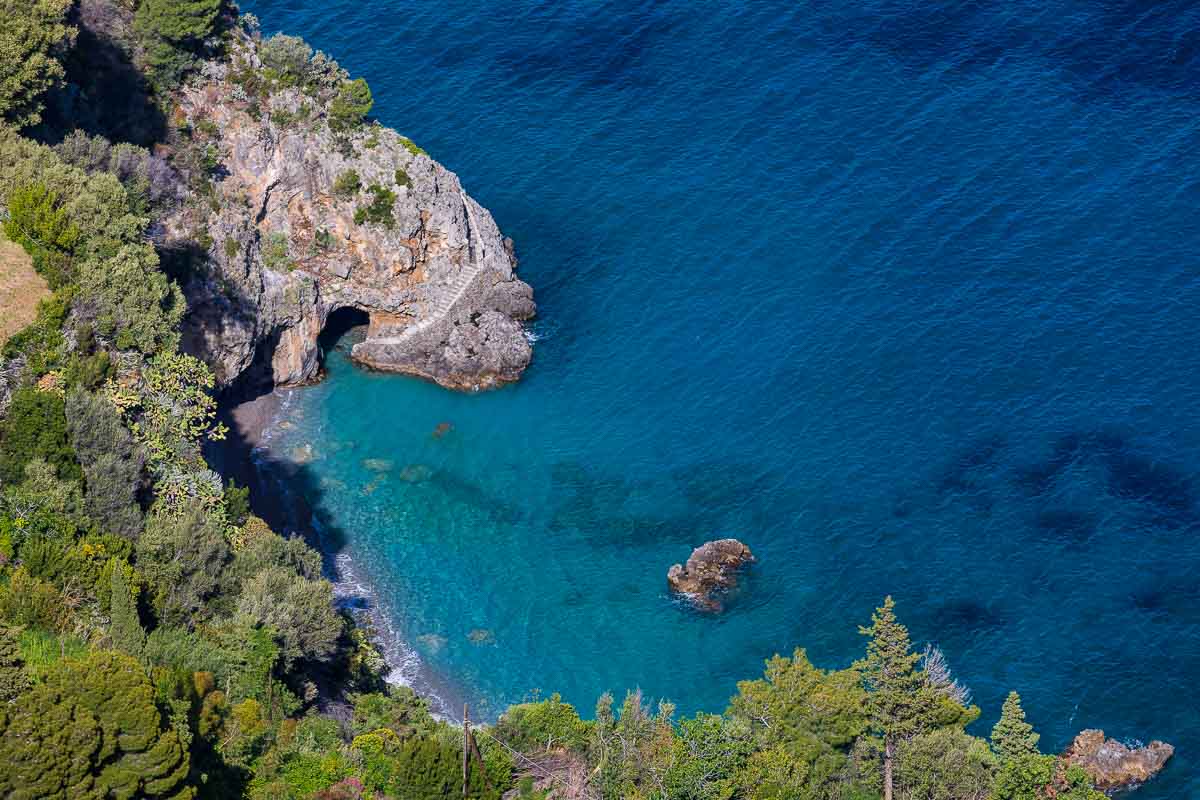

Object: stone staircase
[368,192,484,346]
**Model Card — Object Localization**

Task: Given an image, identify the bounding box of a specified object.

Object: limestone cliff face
[165,44,534,393]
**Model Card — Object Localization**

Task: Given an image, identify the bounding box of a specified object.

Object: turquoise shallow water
[243,1,1200,794]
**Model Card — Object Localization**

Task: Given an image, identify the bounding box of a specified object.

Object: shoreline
[208,383,467,721]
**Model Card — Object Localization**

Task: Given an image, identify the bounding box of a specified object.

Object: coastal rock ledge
[1062,729,1174,791]
[167,38,535,393]
[667,539,755,612]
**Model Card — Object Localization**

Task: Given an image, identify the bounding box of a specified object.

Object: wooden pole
[462,703,470,798]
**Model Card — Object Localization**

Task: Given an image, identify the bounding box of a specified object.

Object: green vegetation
[262,231,293,272]
[398,136,427,157]
[332,168,361,198]
[329,78,374,131]
[0,6,1118,800]
[135,0,224,90]
[0,0,75,129]
[353,184,396,228]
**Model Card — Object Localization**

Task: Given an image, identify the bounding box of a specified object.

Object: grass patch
[0,229,51,346]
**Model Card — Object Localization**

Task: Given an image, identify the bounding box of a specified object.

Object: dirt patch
[0,232,49,345]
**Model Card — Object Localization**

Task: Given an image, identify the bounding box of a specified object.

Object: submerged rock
[432,422,453,438]
[467,628,495,645]
[1062,729,1174,791]
[361,458,394,473]
[667,539,755,612]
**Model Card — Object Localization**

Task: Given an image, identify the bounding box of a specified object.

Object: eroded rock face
[166,39,534,393]
[667,539,755,611]
[1062,729,1174,791]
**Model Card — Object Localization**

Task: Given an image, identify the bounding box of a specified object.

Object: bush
[2,288,71,374]
[260,34,314,86]
[353,184,396,228]
[77,243,184,354]
[237,566,340,666]
[3,182,80,288]
[494,694,590,753]
[393,168,411,188]
[398,136,426,157]
[332,169,361,198]
[0,0,75,129]
[134,0,223,90]
[261,231,292,272]
[0,386,80,485]
[0,567,69,630]
[136,509,229,625]
[329,78,373,131]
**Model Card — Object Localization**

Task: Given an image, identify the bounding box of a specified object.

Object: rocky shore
[168,35,535,395]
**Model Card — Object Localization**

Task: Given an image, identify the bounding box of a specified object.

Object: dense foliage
[0,5,1115,800]
[0,0,75,129]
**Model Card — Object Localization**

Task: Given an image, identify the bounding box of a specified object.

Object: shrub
[0,386,80,485]
[3,182,80,288]
[262,231,292,272]
[494,694,590,752]
[0,650,192,798]
[353,184,396,228]
[398,136,426,157]
[329,78,373,131]
[237,566,340,666]
[393,168,411,188]
[0,0,75,129]
[332,168,361,198]
[224,236,241,258]
[0,567,69,630]
[259,34,313,86]
[134,0,223,89]
[136,509,230,626]
[77,243,184,354]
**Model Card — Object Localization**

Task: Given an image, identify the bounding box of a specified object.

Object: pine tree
[991,691,1040,763]
[856,596,933,800]
[109,560,146,656]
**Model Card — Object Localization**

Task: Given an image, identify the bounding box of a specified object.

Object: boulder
[1062,729,1174,791]
[667,539,755,611]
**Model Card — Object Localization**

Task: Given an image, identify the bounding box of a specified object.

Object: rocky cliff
[163,37,534,393]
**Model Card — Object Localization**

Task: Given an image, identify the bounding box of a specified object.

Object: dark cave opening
[319,307,371,360]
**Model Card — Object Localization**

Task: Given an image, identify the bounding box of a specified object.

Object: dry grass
[0,230,49,345]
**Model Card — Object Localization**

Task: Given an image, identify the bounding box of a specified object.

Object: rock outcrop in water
[165,37,534,393]
[1062,730,1174,791]
[667,539,755,611]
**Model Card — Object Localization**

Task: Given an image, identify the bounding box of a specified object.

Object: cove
[241,1,1200,796]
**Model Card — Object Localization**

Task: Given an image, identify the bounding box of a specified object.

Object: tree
[236,566,340,666]
[67,389,145,539]
[2,182,81,287]
[0,0,75,129]
[109,558,146,655]
[134,0,223,88]
[329,78,373,131]
[136,508,230,626]
[0,650,193,799]
[991,692,1039,764]
[0,385,81,485]
[893,727,996,800]
[78,243,184,354]
[856,596,936,800]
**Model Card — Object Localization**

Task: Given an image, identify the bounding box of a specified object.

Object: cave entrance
[319,307,371,361]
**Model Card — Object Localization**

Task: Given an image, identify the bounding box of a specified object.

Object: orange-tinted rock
[667,539,755,612]
[1062,729,1174,791]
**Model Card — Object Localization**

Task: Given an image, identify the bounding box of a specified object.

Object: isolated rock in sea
[168,36,534,393]
[1062,729,1174,790]
[667,539,755,611]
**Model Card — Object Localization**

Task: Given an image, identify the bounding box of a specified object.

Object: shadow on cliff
[38,0,167,146]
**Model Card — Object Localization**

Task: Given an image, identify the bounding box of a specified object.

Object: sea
[239,2,1200,794]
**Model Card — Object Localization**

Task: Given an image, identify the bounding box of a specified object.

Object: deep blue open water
[242,2,1200,794]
